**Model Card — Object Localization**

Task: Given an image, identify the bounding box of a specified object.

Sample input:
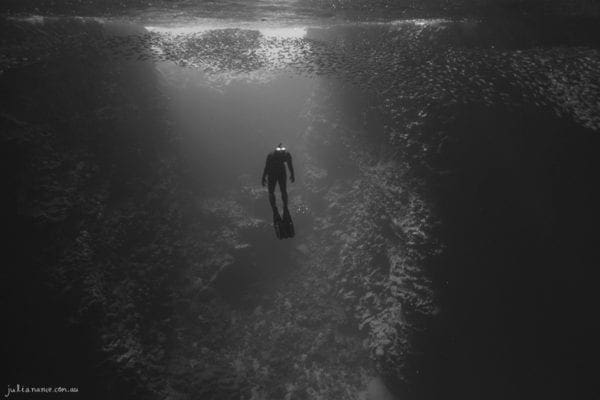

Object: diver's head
[275,143,286,152]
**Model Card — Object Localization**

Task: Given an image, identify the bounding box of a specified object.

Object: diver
[262,143,295,216]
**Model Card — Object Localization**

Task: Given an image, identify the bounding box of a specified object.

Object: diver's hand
[290,175,295,183]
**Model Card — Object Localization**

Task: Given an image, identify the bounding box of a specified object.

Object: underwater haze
[2,1,600,399]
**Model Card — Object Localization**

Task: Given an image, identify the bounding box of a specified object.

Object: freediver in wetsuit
[261,143,295,216]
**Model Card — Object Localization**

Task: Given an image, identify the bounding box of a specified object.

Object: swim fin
[273,208,294,239]
[273,211,284,239]
[281,208,295,238]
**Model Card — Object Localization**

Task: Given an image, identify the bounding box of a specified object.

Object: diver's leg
[279,175,288,211]
[268,178,277,213]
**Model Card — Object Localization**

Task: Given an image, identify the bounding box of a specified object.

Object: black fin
[273,211,283,239]
[281,208,295,238]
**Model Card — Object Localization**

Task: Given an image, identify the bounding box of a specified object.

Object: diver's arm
[262,154,270,186]
[287,153,295,183]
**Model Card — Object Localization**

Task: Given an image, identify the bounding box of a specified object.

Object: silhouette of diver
[262,143,295,238]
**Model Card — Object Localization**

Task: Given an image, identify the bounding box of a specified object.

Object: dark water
[2,12,599,400]
[421,105,600,399]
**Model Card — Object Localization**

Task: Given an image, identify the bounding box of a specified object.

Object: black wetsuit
[262,149,294,213]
